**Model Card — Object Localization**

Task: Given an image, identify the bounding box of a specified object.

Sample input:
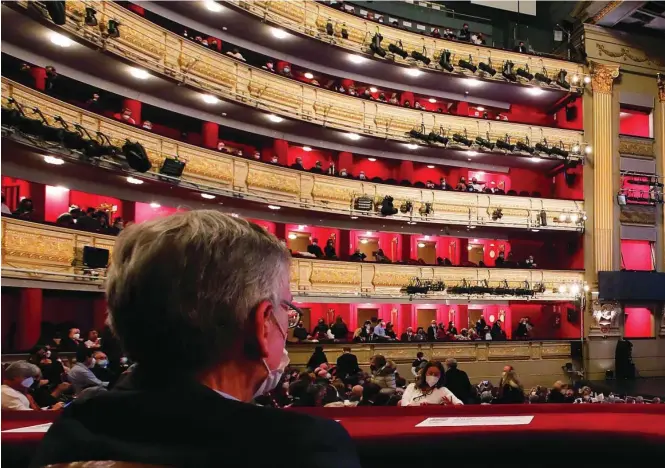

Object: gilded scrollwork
[618,137,655,157]
[591,62,620,94]
[658,73,665,103]
[596,44,664,69]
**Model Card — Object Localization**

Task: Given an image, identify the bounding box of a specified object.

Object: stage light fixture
[341,23,349,39]
[370,32,386,57]
[502,61,517,82]
[534,68,552,85]
[516,64,534,81]
[475,134,493,150]
[438,50,454,72]
[409,124,428,142]
[388,41,408,59]
[53,116,84,149]
[452,130,472,147]
[107,19,120,38]
[458,55,477,73]
[95,132,123,157]
[478,59,496,76]
[44,1,66,25]
[326,18,334,36]
[515,138,535,154]
[84,7,98,26]
[556,69,570,89]
[550,142,569,158]
[411,48,431,65]
[427,128,449,145]
[31,108,65,142]
[495,135,515,152]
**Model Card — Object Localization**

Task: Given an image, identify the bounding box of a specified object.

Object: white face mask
[73,333,80,340]
[97,359,108,368]
[45,351,51,358]
[254,348,290,398]
[21,377,34,388]
[425,375,440,388]
[120,357,128,365]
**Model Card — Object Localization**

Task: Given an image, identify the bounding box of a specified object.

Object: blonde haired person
[400,360,463,406]
[496,366,525,404]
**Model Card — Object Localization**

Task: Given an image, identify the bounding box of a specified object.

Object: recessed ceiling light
[201,94,219,104]
[43,155,64,165]
[466,78,482,87]
[222,112,227,116]
[406,143,418,150]
[50,32,72,48]
[365,231,373,235]
[204,0,223,12]
[304,72,314,79]
[271,28,288,39]
[230,213,239,218]
[350,216,358,220]
[303,146,312,152]
[268,205,281,210]
[346,133,360,140]
[467,151,478,156]
[150,202,161,208]
[201,193,216,199]
[583,76,591,84]
[427,165,435,169]
[468,158,472,161]
[527,87,544,96]
[53,186,68,192]
[530,156,542,162]
[288,233,297,240]
[129,67,150,80]
[405,68,422,77]
[531,229,540,232]
[428,98,436,103]
[369,87,378,93]
[267,114,283,123]
[407,221,417,225]
[126,176,143,185]
[222,26,228,31]
[368,157,377,162]
[348,54,365,64]
[476,106,485,111]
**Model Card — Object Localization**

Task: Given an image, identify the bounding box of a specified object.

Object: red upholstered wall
[553,165,584,200]
[285,223,341,256]
[1,176,32,211]
[508,302,580,339]
[44,186,70,222]
[620,109,651,138]
[349,230,403,262]
[69,190,123,221]
[508,168,552,196]
[620,240,653,271]
[134,202,178,223]
[624,307,653,338]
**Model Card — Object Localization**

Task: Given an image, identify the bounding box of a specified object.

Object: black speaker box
[570,341,583,360]
[83,246,110,269]
[565,105,578,121]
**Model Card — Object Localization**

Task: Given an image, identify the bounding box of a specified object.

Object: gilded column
[590,62,620,274]
[658,74,665,271]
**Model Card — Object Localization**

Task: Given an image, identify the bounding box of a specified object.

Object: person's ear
[252,300,274,359]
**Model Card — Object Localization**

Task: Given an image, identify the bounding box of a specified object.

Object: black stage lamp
[550,142,569,158]
[53,116,85,149]
[478,59,496,76]
[388,40,408,59]
[326,18,334,36]
[516,64,534,81]
[31,108,65,142]
[516,137,535,154]
[428,128,449,145]
[123,140,152,173]
[438,50,454,72]
[409,124,428,142]
[556,69,570,90]
[107,19,120,39]
[73,124,104,158]
[411,47,431,65]
[44,1,66,25]
[535,140,553,155]
[475,134,493,150]
[495,135,515,152]
[96,132,123,158]
[84,7,98,27]
[370,32,386,57]
[458,55,477,73]
[160,156,186,178]
[4,99,42,134]
[453,131,472,147]
[535,68,552,85]
[502,61,517,82]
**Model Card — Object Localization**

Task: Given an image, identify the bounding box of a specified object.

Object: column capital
[590,62,620,94]
[657,73,665,102]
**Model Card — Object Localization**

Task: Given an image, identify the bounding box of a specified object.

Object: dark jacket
[330,322,349,340]
[427,325,437,341]
[444,367,472,404]
[336,352,361,378]
[31,367,361,468]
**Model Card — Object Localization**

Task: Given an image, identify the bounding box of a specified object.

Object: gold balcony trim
[2,80,586,231]
[1,218,584,300]
[19,1,587,152]
[618,136,655,158]
[230,0,585,84]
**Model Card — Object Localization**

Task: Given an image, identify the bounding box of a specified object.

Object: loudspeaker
[570,340,583,360]
[123,141,152,173]
[567,307,576,322]
[83,246,110,269]
[565,105,578,121]
[44,1,67,25]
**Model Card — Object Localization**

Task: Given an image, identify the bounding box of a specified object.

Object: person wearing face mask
[91,351,116,385]
[1,361,65,410]
[67,347,109,395]
[60,327,84,352]
[400,361,463,406]
[33,210,361,468]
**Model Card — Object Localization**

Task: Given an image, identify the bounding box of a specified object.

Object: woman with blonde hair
[496,366,524,404]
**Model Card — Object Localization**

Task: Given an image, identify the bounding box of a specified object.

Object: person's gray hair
[445,358,457,368]
[4,361,40,380]
[106,210,291,372]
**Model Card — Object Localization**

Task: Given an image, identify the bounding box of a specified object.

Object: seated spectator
[85,92,102,113]
[401,361,463,406]
[107,217,124,235]
[324,239,337,258]
[350,249,367,261]
[290,157,305,170]
[269,155,279,164]
[310,161,324,174]
[385,322,397,340]
[483,326,492,340]
[293,321,309,342]
[56,212,75,228]
[548,380,566,403]
[339,168,349,177]
[373,249,391,263]
[2,361,65,411]
[330,317,349,341]
[425,180,436,188]
[142,120,152,130]
[362,89,374,100]
[263,60,276,72]
[114,107,136,125]
[280,64,293,78]
[370,355,396,390]
[441,28,455,40]
[400,326,415,342]
[306,345,328,371]
[496,367,524,404]
[60,328,83,352]
[84,330,101,349]
[411,352,426,377]
[357,382,382,406]
[76,207,102,231]
[523,255,537,268]
[389,93,399,104]
[415,101,424,110]
[491,320,506,341]
[414,327,427,342]
[456,177,467,191]
[67,347,109,394]
[91,351,115,386]
[403,100,411,108]
[226,47,246,61]
[12,198,34,220]
[447,321,458,335]
[378,93,387,102]
[458,23,471,41]
[468,328,480,341]
[439,177,451,190]
[358,171,367,181]
[513,41,527,53]
[252,151,261,160]
[372,321,389,342]
[495,251,506,267]
[307,238,324,258]
[431,28,442,39]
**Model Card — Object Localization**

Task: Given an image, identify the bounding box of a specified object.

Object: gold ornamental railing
[2,80,586,231]
[15,1,586,153]
[230,0,588,88]
[1,217,584,300]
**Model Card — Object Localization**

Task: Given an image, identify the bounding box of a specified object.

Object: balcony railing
[2,80,586,231]
[229,0,587,88]
[15,1,586,156]
[1,217,584,300]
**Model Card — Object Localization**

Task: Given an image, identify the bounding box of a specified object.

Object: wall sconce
[489,314,496,323]
[326,308,336,324]
[449,308,455,322]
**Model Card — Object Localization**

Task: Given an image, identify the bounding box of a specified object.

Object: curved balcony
[229,0,586,89]
[0,217,584,300]
[2,80,586,231]
[20,1,586,159]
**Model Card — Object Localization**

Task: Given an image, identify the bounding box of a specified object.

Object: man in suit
[444,358,472,404]
[336,347,361,380]
[427,320,438,341]
[33,211,361,468]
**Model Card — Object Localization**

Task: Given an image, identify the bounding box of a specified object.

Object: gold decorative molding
[658,73,665,102]
[589,294,622,337]
[595,43,664,69]
[2,81,587,232]
[487,345,531,360]
[618,137,655,158]
[591,62,620,94]
[619,205,656,225]
[590,1,623,24]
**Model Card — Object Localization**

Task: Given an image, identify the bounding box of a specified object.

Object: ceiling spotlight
[428,98,436,103]
[346,133,360,140]
[535,69,552,85]
[406,68,422,77]
[304,72,314,79]
[466,78,482,87]
[368,157,377,162]
[126,176,143,185]
[50,32,73,47]
[585,145,593,154]
[150,202,161,209]
[201,94,219,104]
[303,146,312,152]
[204,0,223,12]
[365,231,373,235]
[407,221,417,225]
[406,143,418,150]
[348,54,365,64]
[458,55,477,73]
[531,229,540,232]
[438,50,454,72]
[467,151,478,156]
[201,193,216,199]
[527,87,544,96]
[476,106,485,112]
[360,238,369,244]
[267,114,283,123]
[369,87,378,93]
[530,156,542,162]
[129,67,150,80]
[43,155,65,165]
[584,76,592,84]
[350,216,358,220]
[427,165,435,169]
[268,205,281,210]
[418,242,426,248]
[271,28,288,39]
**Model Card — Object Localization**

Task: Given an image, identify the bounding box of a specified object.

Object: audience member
[357,382,382,406]
[496,366,524,404]
[336,347,361,380]
[350,249,367,261]
[12,198,34,220]
[444,358,472,404]
[226,47,246,61]
[290,157,305,170]
[330,317,349,340]
[401,326,415,342]
[401,361,463,406]
[458,24,471,41]
[310,161,324,174]
[307,345,329,370]
[67,347,109,394]
[59,328,83,352]
[293,321,309,342]
[513,41,527,53]
[1,362,65,411]
[324,239,337,258]
[411,352,426,378]
[370,355,396,390]
[307,238,324,258]
[427,320,437,341]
